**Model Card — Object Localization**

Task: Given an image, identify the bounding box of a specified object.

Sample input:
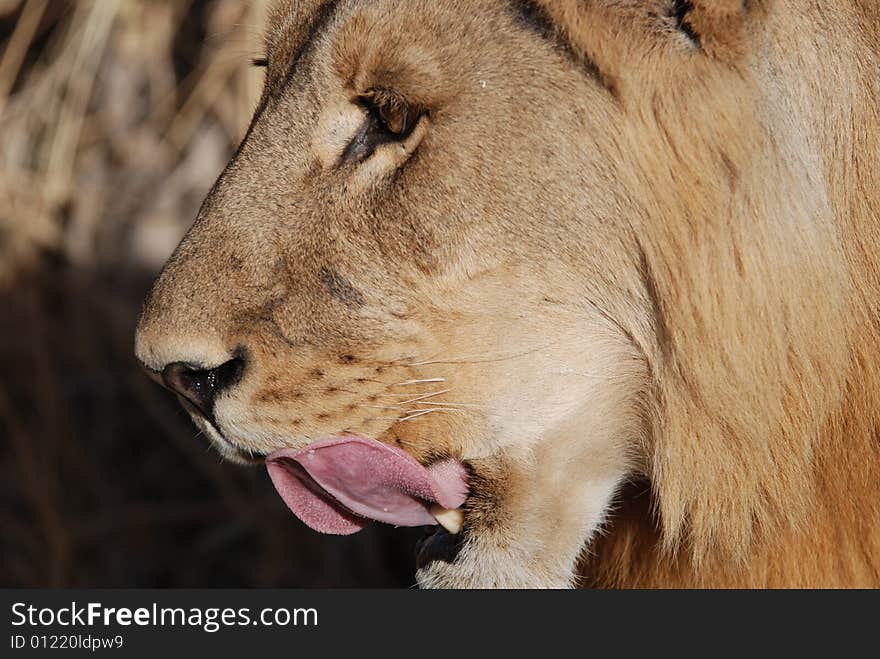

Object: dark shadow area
[0,265,421,587]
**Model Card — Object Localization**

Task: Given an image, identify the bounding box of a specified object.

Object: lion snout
[159,355,247,423]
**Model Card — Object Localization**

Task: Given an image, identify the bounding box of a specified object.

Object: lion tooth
[430,505,464,535]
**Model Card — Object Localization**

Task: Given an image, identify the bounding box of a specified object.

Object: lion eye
[341,97,422,165]
[378,104,411,136]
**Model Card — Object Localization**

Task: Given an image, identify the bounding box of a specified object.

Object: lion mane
[565,0,880,586]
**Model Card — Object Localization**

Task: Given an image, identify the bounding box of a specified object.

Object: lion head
[135,0,880,587]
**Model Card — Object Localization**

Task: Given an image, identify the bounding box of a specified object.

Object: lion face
[137,1,646,459]
[136,0,839,587]
[136,0,647,582]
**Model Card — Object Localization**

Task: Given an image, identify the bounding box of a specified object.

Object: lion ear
[673,0,752,59]
[532,0,754,86]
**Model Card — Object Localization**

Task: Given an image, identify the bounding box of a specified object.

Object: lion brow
[507,0,618,98]
[281,0,346,93]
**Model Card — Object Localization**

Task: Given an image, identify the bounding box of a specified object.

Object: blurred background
[0,0,418,587]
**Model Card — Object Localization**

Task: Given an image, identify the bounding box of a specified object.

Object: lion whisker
[391,378,446,386]
[383,392,439,397]
[398,408,463,422]
[398,410,438,422]
[405,344,555,366]
[559,370,617,381]
[381,389,451,405]
[413,401,484,409]
[358,404,408,411]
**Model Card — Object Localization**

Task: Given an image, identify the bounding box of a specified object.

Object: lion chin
[135,0,880,588]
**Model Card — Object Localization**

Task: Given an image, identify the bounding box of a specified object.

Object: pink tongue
[266,436,469,535]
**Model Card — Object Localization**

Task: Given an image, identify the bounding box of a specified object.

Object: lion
[134,0,880,588]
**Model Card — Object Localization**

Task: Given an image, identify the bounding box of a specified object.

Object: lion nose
[161,357,246,419]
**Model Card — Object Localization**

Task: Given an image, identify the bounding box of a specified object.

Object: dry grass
[0,0,418,587]
[1,0,268,281]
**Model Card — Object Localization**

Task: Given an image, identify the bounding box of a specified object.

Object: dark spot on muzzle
[319,266,366,308]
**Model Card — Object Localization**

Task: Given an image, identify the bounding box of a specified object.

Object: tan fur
[135,0,880,588]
